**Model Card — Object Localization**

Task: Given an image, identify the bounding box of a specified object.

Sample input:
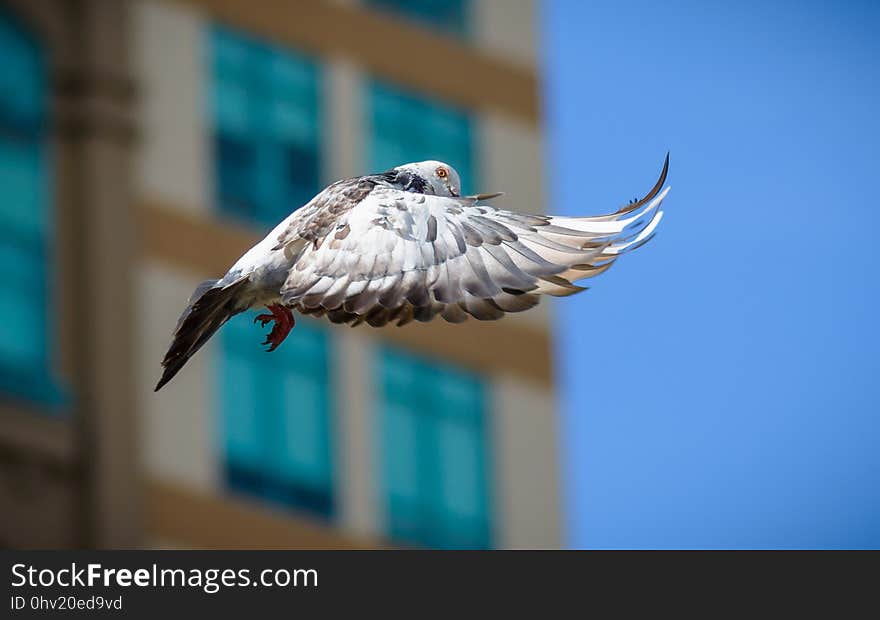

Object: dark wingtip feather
[154,368,176,392]
[155,336,200,392]
[154,276,250,392]
[616,151,670,215]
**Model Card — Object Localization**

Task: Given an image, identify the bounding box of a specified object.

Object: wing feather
[279,163,669,325]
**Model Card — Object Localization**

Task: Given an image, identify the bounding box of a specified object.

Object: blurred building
[0,0,560,549]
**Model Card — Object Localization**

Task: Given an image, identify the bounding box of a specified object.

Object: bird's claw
[255,304,295,352]
[262,334,278,351]
[254,313,274,327]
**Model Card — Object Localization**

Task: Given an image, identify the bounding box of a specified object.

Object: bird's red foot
[253,304,295,352]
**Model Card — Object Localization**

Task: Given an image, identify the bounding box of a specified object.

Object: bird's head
[386,160,462,197]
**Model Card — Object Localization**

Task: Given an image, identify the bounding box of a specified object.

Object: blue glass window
[368,80,476,194]
[378,348,492,548]
[218,313,335,518]
[0,8,61,405]
[367,0,469,37]
[209,26,322,227]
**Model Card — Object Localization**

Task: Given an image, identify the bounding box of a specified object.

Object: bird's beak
[471,191,504,201]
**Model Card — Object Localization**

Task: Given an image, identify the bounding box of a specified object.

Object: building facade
[0,0,561,549]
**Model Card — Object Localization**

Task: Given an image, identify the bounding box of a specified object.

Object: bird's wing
[272,177,380,255]
[280,164,668,327]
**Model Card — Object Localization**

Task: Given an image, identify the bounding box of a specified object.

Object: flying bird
[155,155,670,391]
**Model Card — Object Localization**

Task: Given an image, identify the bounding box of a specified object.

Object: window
[0,8,61,405]
[218,312,334,518]
[209,26,322,227]
[366,0,469,37]
[368,80,476,195]
[378,348,492,549]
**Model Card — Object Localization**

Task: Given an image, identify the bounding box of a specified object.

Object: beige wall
[137,262,220,493]
[473,0,539,69]
[324,59,365,181]
[332,330,380,537]
[479,114,546,216]
[133,0,211,214]
[492,374,562,548]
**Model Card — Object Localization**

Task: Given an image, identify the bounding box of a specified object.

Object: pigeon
[155,154,670,391]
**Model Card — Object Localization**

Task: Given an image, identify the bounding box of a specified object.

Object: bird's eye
[436,167,448,179]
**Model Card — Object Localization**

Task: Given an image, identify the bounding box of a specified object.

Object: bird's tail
[155,277,251,391]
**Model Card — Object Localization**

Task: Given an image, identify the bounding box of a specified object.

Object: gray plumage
[156,156,670,390]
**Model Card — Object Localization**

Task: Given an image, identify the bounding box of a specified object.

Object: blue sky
[542,0,880,548]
